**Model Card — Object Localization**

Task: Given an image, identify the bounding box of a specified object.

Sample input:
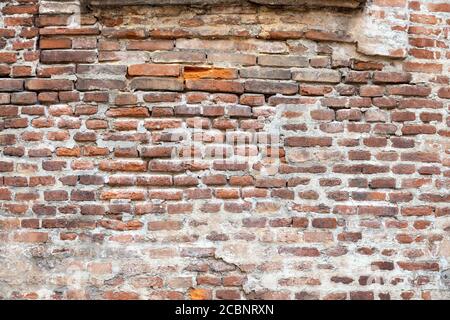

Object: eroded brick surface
[0,0,449,300]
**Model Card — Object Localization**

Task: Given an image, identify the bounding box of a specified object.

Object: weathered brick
[128,64,180,77]
[102,28,147,39]
[184,66,237,80]
[240,67,291,80]
[373,72,412,84]
[13,232,48,243]
[39,38,72,49]
[360,85,384,97]
[127,40,174,51]
[398,98,442,109]
[99,160,148,172]
[304,29,353,42]
[77,64,127,76]
[40,50,97,64]
[130,78,184,91]
[152,51,206,63]
[0,0,447,301]
[25,79,73,91]
[76,79,126,91]
[106,107,150,118]
[208,53,256,66]
[388,85,431,97]
[285,137,332,147]
[0,79,24,92]
[244,80,298,95]
[186,79,243,93]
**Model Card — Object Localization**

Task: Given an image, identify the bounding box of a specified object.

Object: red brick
[240,94,265,106]
[128,64,180,77]
[126,40,174,51]
[285,137,332,147]
[106,107,150,118]
[13,232,48,243]
[148,221,182,231]
[186,79,244,93]
[401,124,436,135]
[304,29,352,42]
[0,2,447,300]
[184,66,237,79]
[40,50,97,64]
[387,85,431,96]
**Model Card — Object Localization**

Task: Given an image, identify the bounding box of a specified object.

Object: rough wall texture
[0,0,449,300]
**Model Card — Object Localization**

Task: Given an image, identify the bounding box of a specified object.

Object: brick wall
[0,0,449,300]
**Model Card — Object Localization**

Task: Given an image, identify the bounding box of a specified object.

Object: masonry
[0,0,449,300]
